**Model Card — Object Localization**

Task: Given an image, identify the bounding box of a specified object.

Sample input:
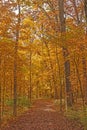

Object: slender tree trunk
[10,76,13,100]
[55,45,63,111]
[28,43,32,105]
[36,81,39,99]
[2,58,5,116]
[84,0,87,34]
[0,56,2,126]
[0,83,1,127]
[13,0,20,116]
[59,0,73,107]
[83,0,87,104]
[29,47,32,104]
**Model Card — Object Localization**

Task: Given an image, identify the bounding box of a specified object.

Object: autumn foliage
[0,0,87,125]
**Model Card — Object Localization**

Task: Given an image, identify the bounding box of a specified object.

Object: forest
[0,0,87,130]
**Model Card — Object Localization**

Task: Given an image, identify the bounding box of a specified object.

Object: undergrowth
[65,106,87,130]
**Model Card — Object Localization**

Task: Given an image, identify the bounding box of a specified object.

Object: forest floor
[0,99,84,130]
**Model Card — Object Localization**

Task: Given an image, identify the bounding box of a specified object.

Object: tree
[13,0,21,116]
[84,0,87,104]
[58,0,73,107]
[0,54,2,125]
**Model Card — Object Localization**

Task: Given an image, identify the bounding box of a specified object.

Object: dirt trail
[0,99,84,130]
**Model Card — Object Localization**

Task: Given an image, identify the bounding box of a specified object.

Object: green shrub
[5,99,14,106]
[65,107,87,130]
[5,96,31,107]
[17,96,31,107]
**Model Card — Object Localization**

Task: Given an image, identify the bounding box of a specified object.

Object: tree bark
[13,0,20,116]
[84,0,87,104]
[58,0,73,107]
[84,0,87,34]
[0,56,2,126]
[28,46,32,104]
[55,44,63,111]
[2,58,5,116]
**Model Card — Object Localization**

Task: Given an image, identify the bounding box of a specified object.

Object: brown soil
[0,99,84,130]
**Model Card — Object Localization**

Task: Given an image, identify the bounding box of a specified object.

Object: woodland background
[0,0,87,127]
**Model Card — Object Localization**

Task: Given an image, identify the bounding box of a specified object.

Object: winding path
[1,99,84,130]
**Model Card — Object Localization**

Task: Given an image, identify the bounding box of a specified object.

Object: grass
[3,97,32,118]
[1,96,32,125]
[5,96,31,107]
[65,106,87,130]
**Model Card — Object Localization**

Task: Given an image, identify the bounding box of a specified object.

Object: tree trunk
[83,0,87,104]
[55,44,63,111]
[0,56,2,126]
[28,46,32,104]
[58,0,73,107]
[84,0,87,34]
[13,1,20,116]
[2,58,5,116]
